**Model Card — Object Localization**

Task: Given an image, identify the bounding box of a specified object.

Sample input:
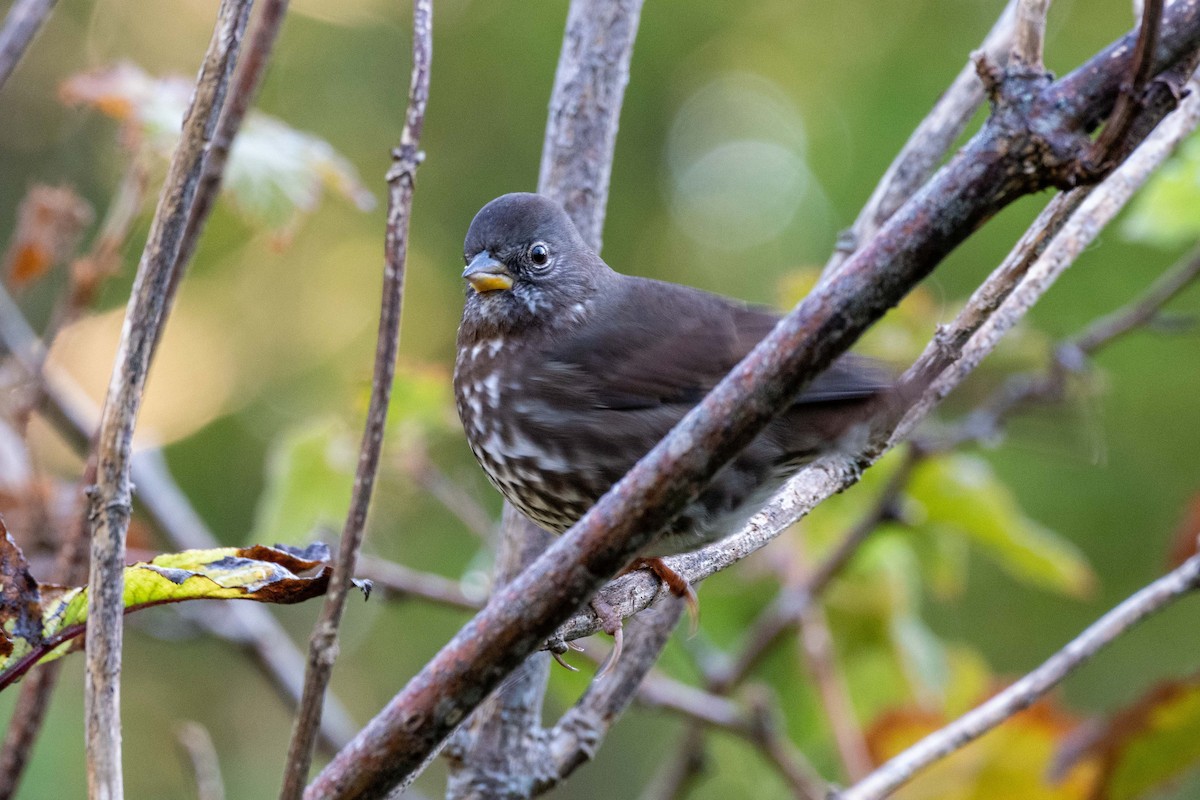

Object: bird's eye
[528,243,550,268]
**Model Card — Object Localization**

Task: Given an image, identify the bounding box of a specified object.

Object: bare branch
[84,2,252,795]
[356,555,480,611]
[175,722,225,800]
[821,0,1018,279]
[307,9,1200,797]
[538,0,645,251]
[539,597,689,795]
[835,552,1200,800]
[278,0,431,795]
[160,0,291,347]
[897,70,1200,442]
[0,0,55,92]
[1012,0,1052,70]
[1088,0,1165,168]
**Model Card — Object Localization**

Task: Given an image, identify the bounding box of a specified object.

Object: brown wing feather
[543,276,886,412]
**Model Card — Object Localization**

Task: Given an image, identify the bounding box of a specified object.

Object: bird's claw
[591,595,624,680]
[633,557,700,635]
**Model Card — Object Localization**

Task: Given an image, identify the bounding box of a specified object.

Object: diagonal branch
[1088,0,1165,169]
[307,8,1200,798]
[821,0,1019,279]
[83,2,253,796]
[277,0,432,796]
[549,65,1200,648]
[835,552,1200,800]
[158,0,291,351]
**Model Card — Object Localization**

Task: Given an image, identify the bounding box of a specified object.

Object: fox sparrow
[453,193,887,642]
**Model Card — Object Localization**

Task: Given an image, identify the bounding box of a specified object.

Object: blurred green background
[3,0,1200,797]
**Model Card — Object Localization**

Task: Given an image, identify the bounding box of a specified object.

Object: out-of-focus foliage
[60,62,375,243]
[1123,133,1200,247]
[4,0,1200,798]
[1084,674,1200,800]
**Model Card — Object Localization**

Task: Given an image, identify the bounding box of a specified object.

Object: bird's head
[460,193,612,333]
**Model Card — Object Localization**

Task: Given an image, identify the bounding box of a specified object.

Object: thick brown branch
[1088,0,1165,168]
[84,2,252,796]
[278,0,431,796]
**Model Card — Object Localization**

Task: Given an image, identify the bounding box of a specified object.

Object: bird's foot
[629,557,699,635]
[590,594,624,679]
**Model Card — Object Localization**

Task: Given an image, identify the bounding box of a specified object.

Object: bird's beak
[462,252,513,293]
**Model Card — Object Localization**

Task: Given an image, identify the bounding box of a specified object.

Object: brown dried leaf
[3,185,94,289]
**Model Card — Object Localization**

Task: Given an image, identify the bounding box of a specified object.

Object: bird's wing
[539,277,887,412]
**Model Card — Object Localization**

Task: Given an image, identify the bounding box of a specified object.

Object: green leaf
[252,418,356,545]
[1122,132,1200,247]
[907,454,1095,598]
[0,521,335,690]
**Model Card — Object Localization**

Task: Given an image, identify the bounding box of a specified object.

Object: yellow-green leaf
[1,522,334,690]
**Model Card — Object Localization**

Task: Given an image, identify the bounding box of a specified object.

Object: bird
[453,192,889,663]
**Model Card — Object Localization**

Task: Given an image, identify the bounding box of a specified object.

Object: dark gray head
[460,193,614,333]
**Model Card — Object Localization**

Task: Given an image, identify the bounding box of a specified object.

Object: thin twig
[307,10,1200,797]
[83,2,252,796]
[1088,0,1166,169]
[0,0,56,92]
[159,0,291,350]
[820,0,1019,280]
[175,722,226,800]
[1012,0,1052,70]
[834,552,1200,800]
[400,449,494,540]
[540,597,692,795]
[947,239,1200,445]
[639,731,706,800]
[278,0,431,795]
[356,555,480,611]
[792,571,872,782]
[745,692,828,800]
[1073,242,1200,354]
[0,285,358,753]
